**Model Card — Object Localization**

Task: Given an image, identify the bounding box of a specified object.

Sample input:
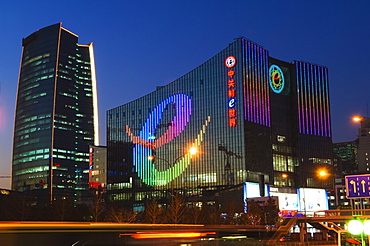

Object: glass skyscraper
[12,23,99,201]
[107,38,332,206]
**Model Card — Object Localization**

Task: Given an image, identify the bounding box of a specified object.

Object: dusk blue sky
[1,1,369,189]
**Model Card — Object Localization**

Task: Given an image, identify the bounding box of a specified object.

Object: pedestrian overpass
[267,209,370,245]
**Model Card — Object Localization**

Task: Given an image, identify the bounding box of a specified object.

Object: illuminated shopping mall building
[12,23,99,201]
[107,37,333,209]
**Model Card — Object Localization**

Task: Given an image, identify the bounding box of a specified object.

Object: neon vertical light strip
[312,64,317,135]
[259,48,270,125]
[87,43,100,146]
[326,69,331,136]
[316,66,322,136]
[321,68,326,136]
[243,40,270,126]
[322,67,330,137]
[308,64,313,135]
[296,62,301,134]
[314,66,319,136]
[303,63,309,134]
[295,61,330,137]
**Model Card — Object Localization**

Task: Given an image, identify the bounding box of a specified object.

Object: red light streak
[121,231,215,239]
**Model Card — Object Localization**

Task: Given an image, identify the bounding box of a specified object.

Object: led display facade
[107,37,333,206]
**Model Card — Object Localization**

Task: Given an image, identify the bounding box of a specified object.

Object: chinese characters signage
[89,147,94,178]
[225,56,237,127]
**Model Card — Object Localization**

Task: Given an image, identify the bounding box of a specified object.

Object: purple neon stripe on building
[320,68,325,136]
[324,68,331,137]
[243,40,270,127]
[296,62,302,134]
[259,48,264,124]
[295,61,331,137]
[307,63,312,135]
[315,67,321,136]
[312,64,317,136]
[303,63,308,134]
[306,63,310,134]
[253,44,258,124]
[319,67,325,136]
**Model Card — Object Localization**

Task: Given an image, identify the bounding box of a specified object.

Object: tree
[144,199,163,224]
[187,203,204,224]
[53,198,74,221]
[245,199,262,225]
[263,196,279,225]
[166,193,188,224]
[90,189,105,222]
[4,192,35,221]
[201,201,223,225]
[222,199,243,225]
[107,206,138,223]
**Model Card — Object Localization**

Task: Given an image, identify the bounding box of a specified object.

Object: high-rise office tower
[353,117,370,173]
[12,23,99,202]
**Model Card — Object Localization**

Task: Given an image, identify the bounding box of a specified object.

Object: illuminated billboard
[270,192,298,211]
[243,182,269,199]
[298,188,328,211]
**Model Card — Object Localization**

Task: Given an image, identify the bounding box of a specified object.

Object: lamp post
[347,219,370,246]
[282,173,307,243]
[352,115,370,174]
[282,169,329,244]
[148,146,198,198]
[48,156,53,204]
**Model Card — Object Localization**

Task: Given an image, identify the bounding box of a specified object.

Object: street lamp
[318,170,328,177]
[282,173,307,243]
[347,219,370,246]
[189,146,198,155]
[353,116,364,122]
[147,146,198,196]
[282,170,330,244]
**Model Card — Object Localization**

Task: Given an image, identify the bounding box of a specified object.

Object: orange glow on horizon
[0,106,5,129]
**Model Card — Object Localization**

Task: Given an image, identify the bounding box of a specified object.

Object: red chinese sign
[225,56,237,127]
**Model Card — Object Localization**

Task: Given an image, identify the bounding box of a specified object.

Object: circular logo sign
[269,65,285,93]
[225,56,236,68]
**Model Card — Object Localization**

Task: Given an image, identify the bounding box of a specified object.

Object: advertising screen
[270,192,298,211]
[243,182,269,199]
[298,188,328,211]
[243,182,270,212]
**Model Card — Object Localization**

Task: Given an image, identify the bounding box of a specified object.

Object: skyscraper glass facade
[12,23,99,201]
[107,38,332,204]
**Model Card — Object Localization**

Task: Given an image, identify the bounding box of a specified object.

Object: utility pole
[218,144,242,185]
